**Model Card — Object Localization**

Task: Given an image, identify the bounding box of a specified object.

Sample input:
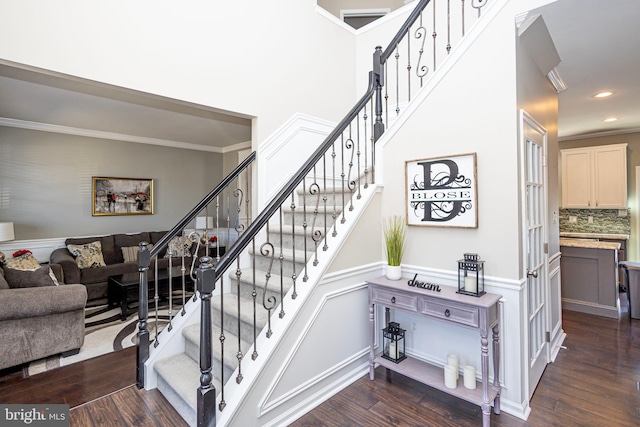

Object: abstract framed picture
[92,177,154,216]
[405,153,477,228]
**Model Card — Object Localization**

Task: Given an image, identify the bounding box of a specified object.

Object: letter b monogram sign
[405,153,477,228]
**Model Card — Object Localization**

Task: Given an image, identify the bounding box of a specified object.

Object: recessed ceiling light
[594,91,614,98]
[604,117,618,122]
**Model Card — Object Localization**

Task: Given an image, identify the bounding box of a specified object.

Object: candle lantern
[457,253,485,297]
[382,321,406,363]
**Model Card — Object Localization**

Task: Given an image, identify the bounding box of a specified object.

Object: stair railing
[136,151,256,389]
[191,0,491,424]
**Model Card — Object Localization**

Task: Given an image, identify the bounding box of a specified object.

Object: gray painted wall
[0,126,223,240]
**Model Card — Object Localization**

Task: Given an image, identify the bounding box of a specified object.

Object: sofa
[50,231,200,302]
[0,263,87,370]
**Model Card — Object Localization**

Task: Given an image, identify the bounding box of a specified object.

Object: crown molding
[559,127,640,142]
[547,67,567,93]
[0,117,248,153]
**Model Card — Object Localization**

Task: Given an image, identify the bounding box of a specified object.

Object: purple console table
[367,276,501,427]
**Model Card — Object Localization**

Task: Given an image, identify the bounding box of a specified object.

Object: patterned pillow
[5,253,40,270]
[122,243,153,263]
[4,253,60,285]
[164,236,193,258]
[67,241,107,269]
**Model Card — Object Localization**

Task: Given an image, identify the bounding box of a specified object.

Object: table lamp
[0,222,15,264]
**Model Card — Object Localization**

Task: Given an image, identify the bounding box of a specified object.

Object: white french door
[520,110,549,399]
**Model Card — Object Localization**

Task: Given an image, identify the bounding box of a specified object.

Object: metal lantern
[457,253,485,297]
[382,321,406,363]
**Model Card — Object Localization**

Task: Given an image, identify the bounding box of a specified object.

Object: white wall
[0,0,358,150]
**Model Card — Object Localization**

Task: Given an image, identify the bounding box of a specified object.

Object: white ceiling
[534,0,640,139]
[0,0,638,149]
[0,63,253,152]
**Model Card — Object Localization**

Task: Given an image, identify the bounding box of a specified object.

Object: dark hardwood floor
[1,306,639,426]
[292,306,640,427]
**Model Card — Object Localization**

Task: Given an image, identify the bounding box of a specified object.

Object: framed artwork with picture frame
[92,177,154,216]
[405,153,477,228]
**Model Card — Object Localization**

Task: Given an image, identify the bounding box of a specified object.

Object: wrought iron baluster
[310,168,322,266]
[331,141,338,238]
[153,252,161,347]
[322,154,329,251]
[407,28,412,102]
[340,134,346,224]
[278,207,285,319]
[447,0,452,54]
[251,238,258,360]
[290,193,298,299]
[180,251,187,316]
[433,0,437,71]
[358,106,364,199]
[302,179,309,282]
[364,97,371,188]
[235,256,243,384]
[218,272,225,411]
[345,125,356,212]
[395,46,400,115]
[462,0,466,36]
[261,241,276,338]
[415,13,428,86]
[384,61,389,125]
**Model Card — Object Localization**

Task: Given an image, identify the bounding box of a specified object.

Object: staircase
[152,182,345,423]
[133,1,494,425]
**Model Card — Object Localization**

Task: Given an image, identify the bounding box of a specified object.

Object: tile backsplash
[559,209,631,234]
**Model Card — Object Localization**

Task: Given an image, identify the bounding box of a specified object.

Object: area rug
[23,304,173,377]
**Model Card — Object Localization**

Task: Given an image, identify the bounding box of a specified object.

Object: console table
[367,276,501,427]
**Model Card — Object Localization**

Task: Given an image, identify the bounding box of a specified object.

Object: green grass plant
[383,215,407,266]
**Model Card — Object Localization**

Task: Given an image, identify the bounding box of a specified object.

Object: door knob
[527,270,538,278]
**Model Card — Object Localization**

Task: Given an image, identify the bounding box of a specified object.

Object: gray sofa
[0,264,87,370]
[50,231,197,302]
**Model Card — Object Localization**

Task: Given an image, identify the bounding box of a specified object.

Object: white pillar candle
[464,275,477,293]
[444,364,457,389]
[447,354,459,379]
[389,341,397,359]
[463,365,477,389]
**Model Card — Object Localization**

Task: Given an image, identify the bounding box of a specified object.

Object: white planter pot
[386,265,402,280]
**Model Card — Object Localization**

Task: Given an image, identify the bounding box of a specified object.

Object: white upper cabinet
[561,143,627,209]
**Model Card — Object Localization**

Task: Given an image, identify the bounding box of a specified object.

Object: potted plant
[383,215,407,280]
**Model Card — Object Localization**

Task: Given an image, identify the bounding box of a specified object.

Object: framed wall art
[405,153,477,228]
[92,177,154,216]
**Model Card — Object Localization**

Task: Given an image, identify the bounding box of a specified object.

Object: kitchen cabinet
[561,143,627,209]
[560,238,620,318]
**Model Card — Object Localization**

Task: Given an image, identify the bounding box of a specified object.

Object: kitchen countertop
[560,238,621,250]
[559,232,629,240]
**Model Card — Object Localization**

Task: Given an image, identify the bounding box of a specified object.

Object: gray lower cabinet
[560,245,619,318]
[367,276,502,427]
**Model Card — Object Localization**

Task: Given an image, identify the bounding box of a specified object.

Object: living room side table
[367,276,502,427]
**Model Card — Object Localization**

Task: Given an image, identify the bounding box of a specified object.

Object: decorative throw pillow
[4,266,56,289]
[121,243,154,263]
[67,241,107,269]
[164,236,193,258]
[4,253,40,270]
[4,253,60,285]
